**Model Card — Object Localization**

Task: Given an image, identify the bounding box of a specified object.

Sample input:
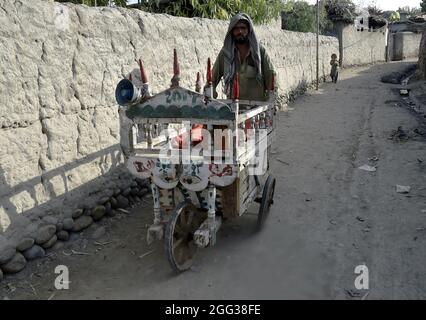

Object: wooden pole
[316,0,319,90]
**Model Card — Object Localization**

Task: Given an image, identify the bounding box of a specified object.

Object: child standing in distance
[330,54,339,83]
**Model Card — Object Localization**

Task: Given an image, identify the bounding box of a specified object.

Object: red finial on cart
[171,48,180,87]
[128,73,132,82]
[195,72,201,92]
[139,58,148,84]
[173,49,180,77]
[232,73,240,100]
[206,58,212,86]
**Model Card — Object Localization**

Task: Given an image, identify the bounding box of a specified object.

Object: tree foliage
[281,0,332,34]
[139,0,285,24]
[421,0,426,13]
[324,0,357,24]
[281,1,315,32]
[367,5,383,16]
[388,11,400,22]
[397,6,422,17]
[54,0,127,6]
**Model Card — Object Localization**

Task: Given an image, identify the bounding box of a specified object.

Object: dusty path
[1,60,425,300]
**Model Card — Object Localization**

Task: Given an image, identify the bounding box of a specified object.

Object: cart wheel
[257,175,276,230]
[165,200,206,272]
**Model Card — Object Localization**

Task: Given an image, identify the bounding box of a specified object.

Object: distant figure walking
[330,54,339,83]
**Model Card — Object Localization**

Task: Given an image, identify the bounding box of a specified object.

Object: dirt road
[2,61,425,300]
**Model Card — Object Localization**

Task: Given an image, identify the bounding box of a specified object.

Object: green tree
[319,1,334,34]
[388,11,400,22]
[367,5,383,16]
[421,0,426,13]
[281,0,332,34]
[324,0,357,24]
[398,6,422,16]
[139,0,285,24]
[54,0,127,6]
[282,1,315,32]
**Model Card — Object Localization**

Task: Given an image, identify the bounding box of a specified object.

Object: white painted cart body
[115,54,276,272]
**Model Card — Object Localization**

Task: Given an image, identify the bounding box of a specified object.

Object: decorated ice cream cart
[115,50,276,272]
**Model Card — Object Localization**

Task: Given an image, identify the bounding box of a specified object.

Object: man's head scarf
[223,13,263,96]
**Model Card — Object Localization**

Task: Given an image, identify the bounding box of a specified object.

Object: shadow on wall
[0,143,126,243]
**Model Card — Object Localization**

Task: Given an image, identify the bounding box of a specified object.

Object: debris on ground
[277,159,290,165]
[381,72,404,84]
[94,241,112,246]
[139,250,155,259]
[346,289,362,298]
[396,185,411,194]
[384,100,399,105]
[413,128,426,137]
[389,126,410,141]
[400,89,410,96]
[62,250,91,256]
[402,97,416,106]
[362,226,371,233]
[361,291,370,300]
[358,164,377,172]
[356,216,365,222]
[381,64,417,84]
[4,283,16,293]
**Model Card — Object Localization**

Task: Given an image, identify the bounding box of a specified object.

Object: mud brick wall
[334,22,387,67]
[419,27,426,78]
[0,0,341,252]
[392,31,423,61]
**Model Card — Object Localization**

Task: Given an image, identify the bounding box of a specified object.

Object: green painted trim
[126,104,235,120]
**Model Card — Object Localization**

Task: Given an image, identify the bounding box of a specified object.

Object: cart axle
[147,224,164,245]
[194,216,223,248]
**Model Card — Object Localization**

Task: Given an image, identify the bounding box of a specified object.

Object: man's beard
[234,35,249,44]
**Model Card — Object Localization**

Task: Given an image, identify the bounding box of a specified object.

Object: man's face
[232,21,249,44]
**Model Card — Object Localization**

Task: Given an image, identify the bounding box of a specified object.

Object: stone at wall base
[72,209,84,219]
[92,205,106,221]
[62,218,75,231]
[0,246,16,265]
[17,238,35,252]
[35,225,57,245]
[1,253,26,274]
[41,235,57,249]
[72,216,93,232]
[23,245,45,261]
[57,230,70,241]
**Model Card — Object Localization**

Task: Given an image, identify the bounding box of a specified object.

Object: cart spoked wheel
[257,175,276,230]
[165,200,206,272]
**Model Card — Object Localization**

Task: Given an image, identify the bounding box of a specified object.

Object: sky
[305,0,422,10]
